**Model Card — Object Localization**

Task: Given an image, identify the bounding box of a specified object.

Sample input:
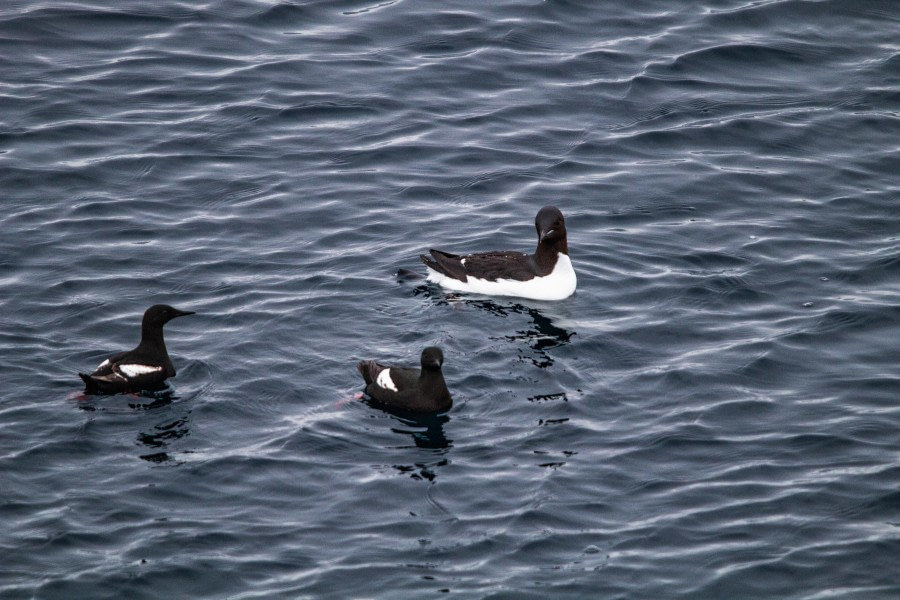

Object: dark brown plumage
[357,346,452,413]
[421,205,569,283]
[78,304,194,394]
[419,206,576,301]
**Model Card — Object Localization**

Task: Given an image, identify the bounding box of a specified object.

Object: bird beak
[540,229,555,242]
[174,309,195,318]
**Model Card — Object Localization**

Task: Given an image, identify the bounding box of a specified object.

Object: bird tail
[79,373,100,394]
[357,360,381,386]
[421,249,467,282]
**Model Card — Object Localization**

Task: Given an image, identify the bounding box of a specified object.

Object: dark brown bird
[79,304,194,394]
[357,346,452,413]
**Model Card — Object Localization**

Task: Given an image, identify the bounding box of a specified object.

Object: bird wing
[89,350,129,377]
[357,360,386,386]
[425,249,536,282]
[421,249,469,282]
[112,362,166,388]
[80,350,168,393]
[360,364,421,404]
[381,366,420,391]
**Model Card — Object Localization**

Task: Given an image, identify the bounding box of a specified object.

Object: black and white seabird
[79,304,195,394]
[421,205,576,301]
[357,346,452,413]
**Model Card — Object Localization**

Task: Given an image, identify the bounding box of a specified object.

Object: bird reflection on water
[363,402,453,449]
[389,411,452,450]
[370,407,452,481]
[473,299,575,369]
[137,411,192,464]
[72,387,192,464]
[415,284,576,368]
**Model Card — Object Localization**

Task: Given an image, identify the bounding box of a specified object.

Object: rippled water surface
[2,0,899,598]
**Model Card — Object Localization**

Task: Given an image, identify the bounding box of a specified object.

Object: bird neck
[419,369,451,407]
[138,324,167,354]
[534,239,565,274]
[419,367,445,389]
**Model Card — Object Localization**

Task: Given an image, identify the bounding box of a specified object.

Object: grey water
[1,0,899,598]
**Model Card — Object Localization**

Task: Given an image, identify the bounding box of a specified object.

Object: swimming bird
[357,346,452,413]
[421,205,576,301]
[79,304,195,394]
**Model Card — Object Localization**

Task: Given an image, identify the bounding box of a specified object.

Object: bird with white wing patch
[78,304,194,394]
[356,347,451,413]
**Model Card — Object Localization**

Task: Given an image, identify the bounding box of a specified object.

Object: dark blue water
[2,0,898,597]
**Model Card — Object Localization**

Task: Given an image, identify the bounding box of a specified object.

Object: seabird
[79,304,194,394]
[357,346,452,413]
[421,205,576,301]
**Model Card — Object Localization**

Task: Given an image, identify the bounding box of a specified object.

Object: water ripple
[1,0,898,598]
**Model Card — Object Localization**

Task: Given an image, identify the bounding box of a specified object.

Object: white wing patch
[376,368,398,392]
[118,364,163,378]
[95,358,111,371]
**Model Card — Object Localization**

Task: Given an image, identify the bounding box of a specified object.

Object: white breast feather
[376,368,398,392]
[425,254,577,301]
[119,364,163,378]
